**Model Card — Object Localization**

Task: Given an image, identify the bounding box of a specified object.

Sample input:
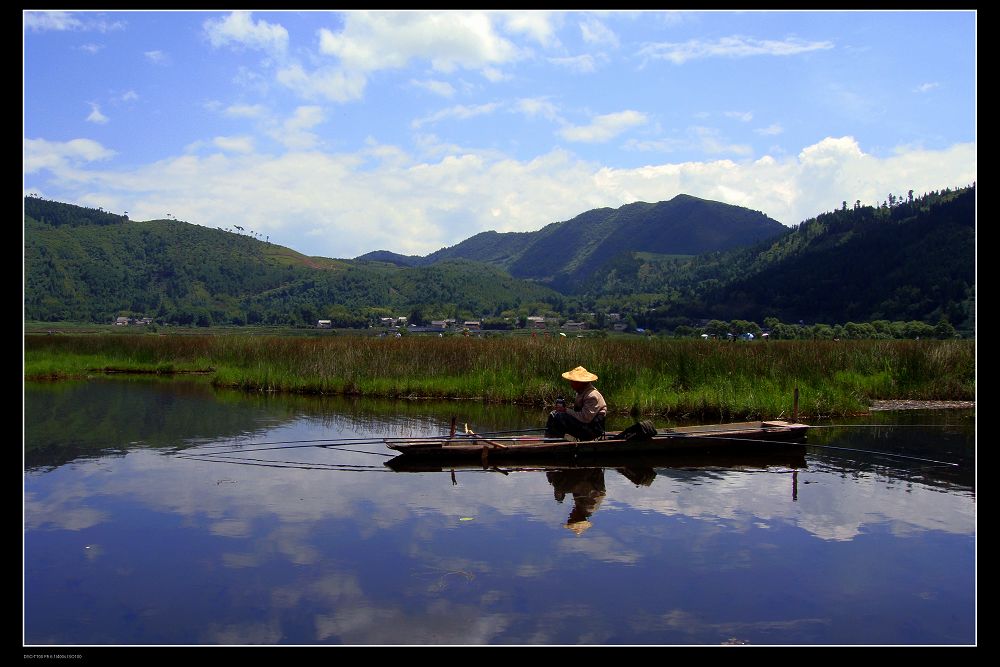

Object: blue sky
[24,10,976,259]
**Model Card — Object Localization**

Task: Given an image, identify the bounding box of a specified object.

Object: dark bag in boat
[619,420,657,442]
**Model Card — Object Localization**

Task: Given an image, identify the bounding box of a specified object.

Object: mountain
[23,186,976,331]
[359,194,789,292]
[588,186,976,331]
[23,197,564,326]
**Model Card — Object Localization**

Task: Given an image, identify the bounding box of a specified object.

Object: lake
[24,378,976,646]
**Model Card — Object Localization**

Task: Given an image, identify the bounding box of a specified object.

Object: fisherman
[545,366,607,441]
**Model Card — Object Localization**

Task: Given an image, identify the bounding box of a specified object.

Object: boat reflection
[388,451,808,534]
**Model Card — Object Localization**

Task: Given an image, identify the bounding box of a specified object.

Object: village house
[317,320,332,329]
[526,316,546,329]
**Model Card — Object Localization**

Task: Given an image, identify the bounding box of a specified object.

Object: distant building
[527,316,546,329]
[563,321,586,331]
[114,316,129,326]
[317,320,332,329]
[463,321,481,330]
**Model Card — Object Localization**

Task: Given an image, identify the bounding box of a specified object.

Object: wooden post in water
[793,387,799,423]
[450,416,457,438]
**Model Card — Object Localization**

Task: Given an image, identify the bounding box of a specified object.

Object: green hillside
[24,197,563,326]
[23,185,975,332]
[363,194,787,292]
[584,186,976,331]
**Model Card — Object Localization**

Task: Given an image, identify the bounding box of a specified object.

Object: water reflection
[548,468,606,535]
[24,380,975,645]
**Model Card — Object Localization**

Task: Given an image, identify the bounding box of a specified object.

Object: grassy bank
[24,334,975,420]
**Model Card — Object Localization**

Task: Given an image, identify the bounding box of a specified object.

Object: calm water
[24,379,976,646]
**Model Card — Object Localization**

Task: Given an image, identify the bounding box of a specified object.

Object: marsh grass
[24,334,975,419]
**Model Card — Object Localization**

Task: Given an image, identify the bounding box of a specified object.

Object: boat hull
[384,420,809,469]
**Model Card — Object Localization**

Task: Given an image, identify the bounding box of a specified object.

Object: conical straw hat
[561,366,598,382]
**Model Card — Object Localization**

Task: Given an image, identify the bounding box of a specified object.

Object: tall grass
[24,335,975,419]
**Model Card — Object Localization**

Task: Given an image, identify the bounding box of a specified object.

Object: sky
[23,9,976,260]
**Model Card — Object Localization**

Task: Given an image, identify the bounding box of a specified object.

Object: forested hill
[699,185,976,325]
[593,186,976,332]
[23,197,565,326]
[358,194,788,291]
[23,186,975,331]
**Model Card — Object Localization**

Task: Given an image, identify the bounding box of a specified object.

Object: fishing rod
[175,453,391,471]
[695,434,962,467]
[180,427,550,453]
[804,423,973,429]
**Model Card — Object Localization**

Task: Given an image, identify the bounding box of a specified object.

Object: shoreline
[869,400,975,411]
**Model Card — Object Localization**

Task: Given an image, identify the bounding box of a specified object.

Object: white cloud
[145,50,168,65]
[86,103,108,124]
[24,11,124,33]
[639,36,834,65]
[204,11,289,55]
[755,123,783,136]
[914,82,940,94]
[276,64,367,103]
[224,103,267,118]
[317,11,522,74]
[513,98,561,122]
[579,17,619,48]
[120,90,139,102]
[412,103,501,129]
[623,137,688,153]
[212,136,255,153]
[270,106,326,150]
[548,54,598,73]
[558,110,648,143]
[724,111,753,122]
[410,79,456,98]
[79,43,102,54]
[27,137,975,259]
[693,126,753,156]
[24,138,116,174]
[498,10,561,47]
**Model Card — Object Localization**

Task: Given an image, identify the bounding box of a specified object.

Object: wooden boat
[384,420,810,470]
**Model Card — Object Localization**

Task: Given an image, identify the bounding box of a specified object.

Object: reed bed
[24,334,975,419]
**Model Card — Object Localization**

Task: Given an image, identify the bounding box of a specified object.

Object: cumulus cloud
[580,17,619,47]
[693,126,753,156]
[317,11,522,74]
[276,64,367,103]
[410,79,456,97]
[639,36,834,65]
[412,102,501,129]
[272,106,326,150]
[86,103,109,124]
[145,50,168,65]
[212,136,255,153]
[224,103,267,118]
[24,10,124,33]
[755,123,784,136]
[558,110,648,143]
[513,98,562,122]
[27,136,975,259]
[548,54,598,73]
[203,11,289,54]
[24,137,117,174]
[914,82,940,93]
[498,10,561,47]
